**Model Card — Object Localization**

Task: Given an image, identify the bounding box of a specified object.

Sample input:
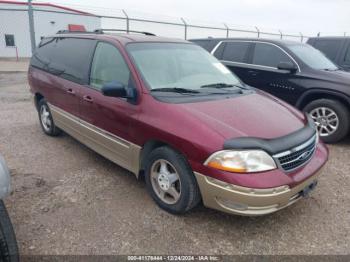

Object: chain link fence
[96,10,308,42]
[0,1,348,58]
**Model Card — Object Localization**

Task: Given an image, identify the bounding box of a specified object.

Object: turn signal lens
[207,161,247,173]
[205,150,277,173]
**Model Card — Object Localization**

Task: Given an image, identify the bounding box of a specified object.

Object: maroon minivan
[28,30,328,216]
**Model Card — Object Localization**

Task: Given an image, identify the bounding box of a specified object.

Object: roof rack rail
[56,30,93,34]
[94,29,156,36]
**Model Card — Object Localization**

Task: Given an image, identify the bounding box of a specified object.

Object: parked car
[191,37,350,143]
[0,156,19,262]
[28,30,328,216]
[307,37,350,71]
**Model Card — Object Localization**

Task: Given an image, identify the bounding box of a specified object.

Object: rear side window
[31,37,96,84]
[222,42,250,63]
[252,43,292,68]
[213,42,225,59]
[191,40,218,52]
[31,38,55,69]
[191,40,210,50]
[344,45,350,65]
[313,39,342,61]
[90,42,130,90]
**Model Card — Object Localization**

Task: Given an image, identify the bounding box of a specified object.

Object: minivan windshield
[287,44,338,71]
[127,43,243,92]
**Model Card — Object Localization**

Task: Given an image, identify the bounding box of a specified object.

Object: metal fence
[1,1,349,58]
[91,10,308,42]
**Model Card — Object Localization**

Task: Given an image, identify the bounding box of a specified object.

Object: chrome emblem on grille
[272,134,317,172]
[297,150,312,161]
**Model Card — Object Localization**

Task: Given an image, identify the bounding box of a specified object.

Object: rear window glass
[222,42,250,63]
[31,37,96,84]
[313,39,342,61]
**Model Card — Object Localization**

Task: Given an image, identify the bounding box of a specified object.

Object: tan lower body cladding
[49,103,141,176]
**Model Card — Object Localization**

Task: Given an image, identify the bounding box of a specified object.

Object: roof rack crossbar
[94,29,156,36]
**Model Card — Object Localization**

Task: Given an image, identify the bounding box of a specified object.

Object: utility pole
[28,0,36,54]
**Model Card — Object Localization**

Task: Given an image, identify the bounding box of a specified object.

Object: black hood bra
[224,115,316,155]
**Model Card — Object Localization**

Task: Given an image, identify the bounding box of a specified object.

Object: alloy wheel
[150,159,181,205]
[309,107,339,137]
[40,105,52,132]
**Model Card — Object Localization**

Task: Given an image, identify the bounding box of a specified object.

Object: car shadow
[339,135,350,146]
[56,130,324,230]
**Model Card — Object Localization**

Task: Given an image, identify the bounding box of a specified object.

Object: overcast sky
[37,0,349,36]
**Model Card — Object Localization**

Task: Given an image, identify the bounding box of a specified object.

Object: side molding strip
[49,103,141,176]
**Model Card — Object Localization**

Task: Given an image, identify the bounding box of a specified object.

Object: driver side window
[90,42,130,90]
[252,43,293,68]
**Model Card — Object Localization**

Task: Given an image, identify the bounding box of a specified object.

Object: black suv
[191,38,350,143]
[307,37,350,72]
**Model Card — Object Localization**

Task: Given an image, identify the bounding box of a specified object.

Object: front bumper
[194,169,321,216]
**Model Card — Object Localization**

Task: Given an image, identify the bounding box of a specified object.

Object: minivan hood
[179,93,306,140]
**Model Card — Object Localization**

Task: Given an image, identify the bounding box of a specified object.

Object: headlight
[204,150,277,173]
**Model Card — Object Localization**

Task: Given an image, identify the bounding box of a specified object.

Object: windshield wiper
[200,83,242,89]
[150,87,200,94]
[47,67,65,75]
[323,68,339,71]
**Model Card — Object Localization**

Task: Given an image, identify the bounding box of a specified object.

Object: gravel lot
[0,72,349,255]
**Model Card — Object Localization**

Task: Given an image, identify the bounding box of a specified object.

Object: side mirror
[101,81,127,98]
[277,62,297,73]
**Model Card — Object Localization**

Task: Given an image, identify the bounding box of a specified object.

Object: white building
[0,1,101,58]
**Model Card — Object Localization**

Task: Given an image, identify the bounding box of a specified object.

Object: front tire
[303,99,350,143]
[0,201,19,262]
[144,147,201,214]
[38,99,61,136]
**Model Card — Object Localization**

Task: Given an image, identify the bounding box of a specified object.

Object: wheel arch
[34,92,44,111]
[296,89,350,111]
[138,139,186,179]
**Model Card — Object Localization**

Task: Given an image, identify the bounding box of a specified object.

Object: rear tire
[144,146,201,214]
[303,99,350,143]
[38,99,61,136]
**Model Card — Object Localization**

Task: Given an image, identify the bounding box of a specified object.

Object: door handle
[83,95,93,103]
[66,88,75,95]
[248,70,258,76]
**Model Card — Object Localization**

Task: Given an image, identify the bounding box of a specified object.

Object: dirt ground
[0,59,29,73]
[0,72,349,255]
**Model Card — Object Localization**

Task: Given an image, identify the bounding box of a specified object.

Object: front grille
[273,135,317,172]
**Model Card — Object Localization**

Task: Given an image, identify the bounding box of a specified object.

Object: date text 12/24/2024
[127,256,221,261]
